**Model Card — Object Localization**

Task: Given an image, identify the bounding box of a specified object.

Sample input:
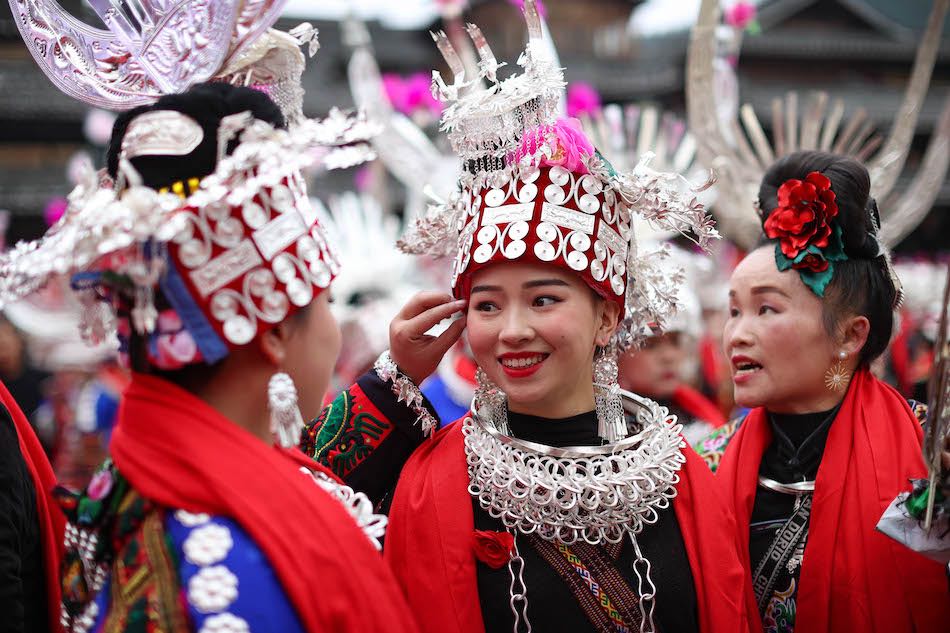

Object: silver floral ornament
[187,565,239,614]
[183,523,234,567]
[175,510,212,527]
[199,613,250,633]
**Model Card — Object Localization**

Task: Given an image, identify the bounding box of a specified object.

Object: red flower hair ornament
[762,171,847,296]
[473,530,515,569]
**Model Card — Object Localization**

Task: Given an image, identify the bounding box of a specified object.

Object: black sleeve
[301,370,440,508]
[0,404,32,633]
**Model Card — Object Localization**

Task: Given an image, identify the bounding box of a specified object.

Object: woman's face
[618,332,687,399]
[724,246,841,413]
[280,291,341,419]
[466,261,618,419]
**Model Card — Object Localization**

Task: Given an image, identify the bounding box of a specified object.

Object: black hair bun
[757,150,878,260]
[106,82,285,189]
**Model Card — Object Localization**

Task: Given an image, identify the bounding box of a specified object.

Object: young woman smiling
[467,261,618,419]
[698,151,949,633]
[302,8,747,632]
[379,118,749,633]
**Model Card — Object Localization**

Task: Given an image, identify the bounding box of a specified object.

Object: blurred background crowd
[0,0,947,489]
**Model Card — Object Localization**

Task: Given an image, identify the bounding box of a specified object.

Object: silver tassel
[593,346,627,443]
[475,367,510,435]
[268,372,305,448]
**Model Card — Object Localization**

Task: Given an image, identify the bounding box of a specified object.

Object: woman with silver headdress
[383,118,747,633]
[13,80,430,633]
[0,4,455,631]
[696,151,949,633]
[303,4,748,632]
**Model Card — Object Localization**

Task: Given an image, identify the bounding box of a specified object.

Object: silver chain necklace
[463,390,686,633]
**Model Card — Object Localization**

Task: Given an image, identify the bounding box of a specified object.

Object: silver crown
[430,0,564,181]
[8,0,290,110]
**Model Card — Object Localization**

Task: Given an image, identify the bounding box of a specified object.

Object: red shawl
[385,418,751,633]
[110,373,419,633]
[716,369,949,633]
[673,384,727,428]
[0,380,65,633]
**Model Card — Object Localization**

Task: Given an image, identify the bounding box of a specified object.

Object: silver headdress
[399,0,719,352]
[687,0,950,249]
[430,2,564,183]
[0,108,378,332]
[578,100,718,239]
[8,0,317,123]
[343,17,460,220]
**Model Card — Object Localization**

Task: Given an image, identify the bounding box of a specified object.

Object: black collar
[507,409,600,448]
[763,405,840,481]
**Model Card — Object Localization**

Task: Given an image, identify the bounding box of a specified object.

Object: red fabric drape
[716,369,949,633]
[110,373,419,633]
[0,380,65,633]
[385,417,751,633]
[673,384,727,428]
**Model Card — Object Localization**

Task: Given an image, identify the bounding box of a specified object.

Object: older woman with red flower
[698,150,949,633]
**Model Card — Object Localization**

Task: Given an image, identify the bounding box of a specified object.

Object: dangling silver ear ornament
[268,372,305,448]
[593,345,628,443]
[474,367,510,435]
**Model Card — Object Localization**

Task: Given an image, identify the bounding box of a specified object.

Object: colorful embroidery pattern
[101,511,185,632]
[695,415,746,472]
[556,543,631,633]
[301,384,394,479]
[525,534,640,633]
[56,460,187,632]
[300,385,393,479]
[762,578,797,633]
[908,399,928,427]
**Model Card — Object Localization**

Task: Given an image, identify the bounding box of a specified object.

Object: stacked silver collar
[463,391,686,546]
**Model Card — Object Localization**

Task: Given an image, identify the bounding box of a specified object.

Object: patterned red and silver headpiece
[400,0,718,349]
[0,2,378,369]
[0,105,377,368]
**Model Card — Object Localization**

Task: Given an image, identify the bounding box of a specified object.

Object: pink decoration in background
[405,72,442,117]
[383,72,443,118]
[87,469,114,501]
[515,118,595,175]
[724,2,757,30]
[382,73,410,113]
[566,82,601,118]
[44,197,68,227]
[434,0,468,12]
[83,108,117,146]
[354,165,373,192]
[507,0,546,18]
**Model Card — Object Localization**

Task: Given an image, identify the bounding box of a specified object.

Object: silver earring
[593,345,627,443]
[475,367,510,435]
[268,372,305,448]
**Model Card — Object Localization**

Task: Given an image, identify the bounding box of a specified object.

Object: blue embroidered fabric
[165,513,305,633]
